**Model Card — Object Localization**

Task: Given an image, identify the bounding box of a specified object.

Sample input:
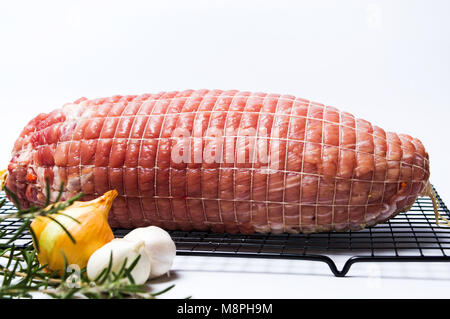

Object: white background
[1,0,449,299]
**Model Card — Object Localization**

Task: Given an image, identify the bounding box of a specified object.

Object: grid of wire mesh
[1,188,449,276]
[0,196,33,248]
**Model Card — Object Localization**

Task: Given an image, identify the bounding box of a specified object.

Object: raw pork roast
[6,90,430,234]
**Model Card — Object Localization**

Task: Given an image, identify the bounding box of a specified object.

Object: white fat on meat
[61,101,89,121]
[16,144,33,165]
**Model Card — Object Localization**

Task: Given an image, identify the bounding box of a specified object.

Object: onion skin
[30,190,118,274]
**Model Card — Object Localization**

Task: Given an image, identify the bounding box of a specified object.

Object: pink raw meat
[6,90,430,234]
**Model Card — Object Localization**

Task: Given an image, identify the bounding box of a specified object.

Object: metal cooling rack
[1,189,450,277]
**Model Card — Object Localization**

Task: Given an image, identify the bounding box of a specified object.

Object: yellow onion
[0,169,7,189]
[30,190,118,274]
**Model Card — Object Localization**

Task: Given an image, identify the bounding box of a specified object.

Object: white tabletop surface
[150,255,450,299]
[0,0,449,299]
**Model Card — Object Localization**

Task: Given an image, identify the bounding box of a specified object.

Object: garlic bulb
[87,238,151,285]
[124,226,176,279]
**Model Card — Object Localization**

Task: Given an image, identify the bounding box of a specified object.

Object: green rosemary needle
[0,182,175,299]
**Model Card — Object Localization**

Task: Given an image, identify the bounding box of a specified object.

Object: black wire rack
[1,189,450,277]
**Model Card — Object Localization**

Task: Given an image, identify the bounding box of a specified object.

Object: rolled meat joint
[5,89,435,234]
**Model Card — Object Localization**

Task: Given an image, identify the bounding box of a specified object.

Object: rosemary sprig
[0,181,175,299]
[0,185,83,252]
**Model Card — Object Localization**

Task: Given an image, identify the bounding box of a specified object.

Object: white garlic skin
[87,238,151,285]
[124,226,176,279]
